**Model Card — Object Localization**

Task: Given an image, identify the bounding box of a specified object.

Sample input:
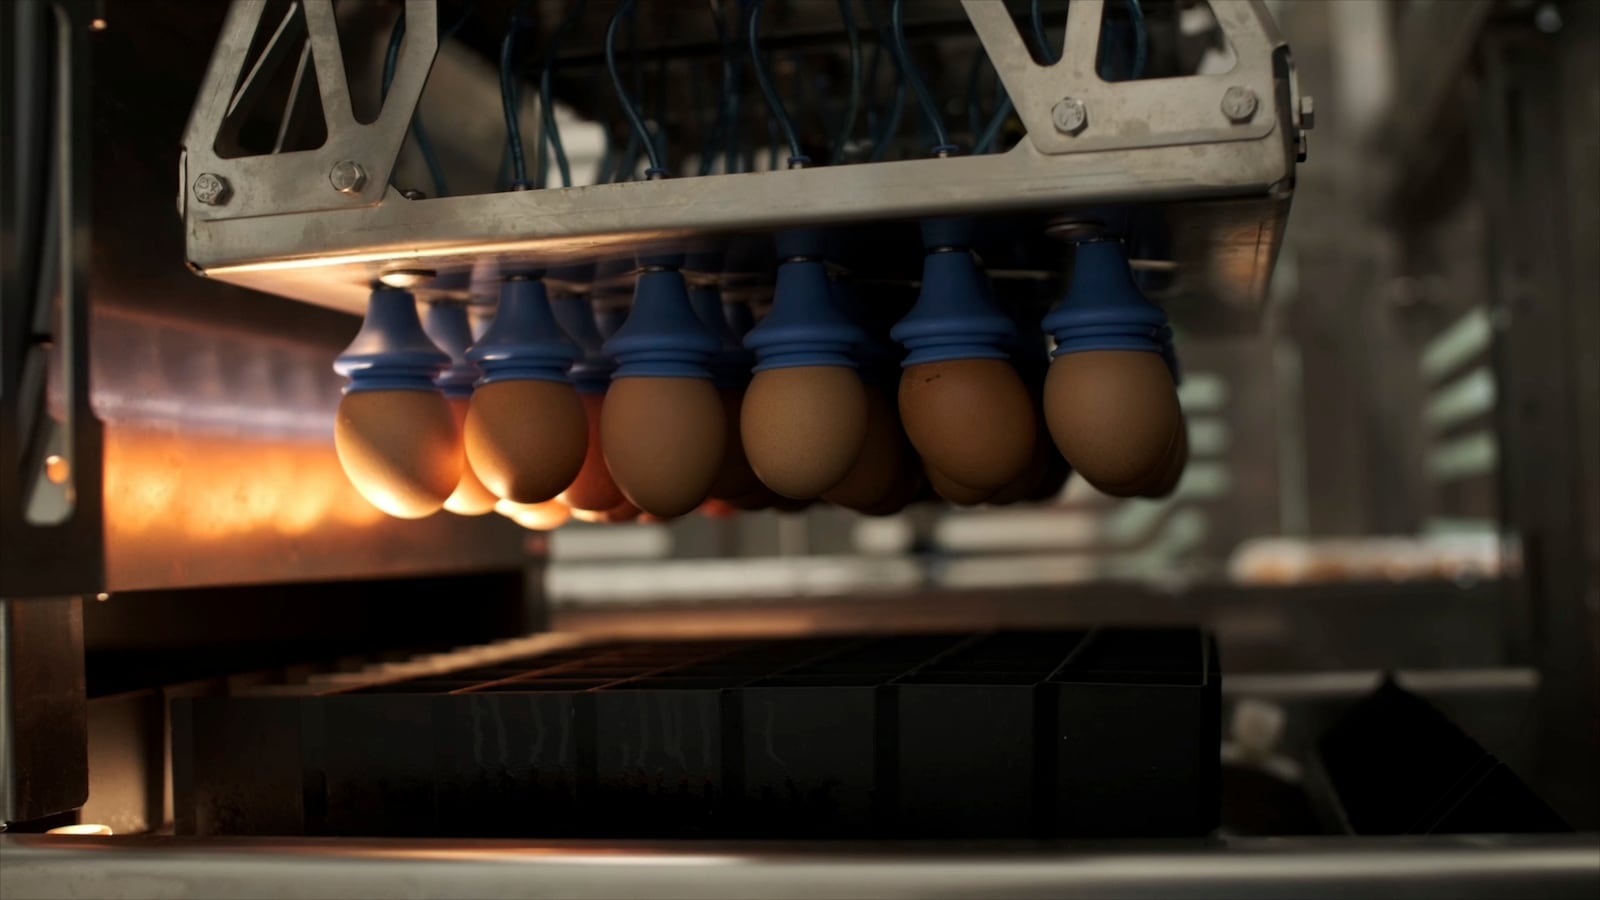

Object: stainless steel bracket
[179,0,438,223]
[966,0,1291,155]
[181,1,1308,325]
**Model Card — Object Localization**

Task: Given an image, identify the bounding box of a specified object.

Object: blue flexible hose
[606,0,667,176]
[747,0,806,166]
[889,0,952,153]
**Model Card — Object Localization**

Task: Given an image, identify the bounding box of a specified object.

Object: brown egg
[699,498,739,518]
[495,497,572,531]
[1029,451,1073,502]
[710,388,763,501]
[465,379,588,503]
[741,366,869,499]
[440,396,498,515]
[926,465,995,506]
[861,466,925,516]
[899,359,1036,491]
[984,435,1051,506]
[601,376,725,518]
[570,498,641,523]
[769,495,815,512]
[1044,350,1181,495]
[822,384,908,512]
[334,390,462,519]
[1138,416,1189,499]
[560,392,628,512]
[606,499,642,522]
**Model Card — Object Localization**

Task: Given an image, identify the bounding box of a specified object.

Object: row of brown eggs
[334,307,1187,529]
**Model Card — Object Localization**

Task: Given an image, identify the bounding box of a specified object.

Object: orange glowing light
[44,454,71,484]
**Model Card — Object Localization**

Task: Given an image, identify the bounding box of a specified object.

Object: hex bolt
[329,160,368,194]
[1221,86,1259,123]
[1052,97,1088,135]
[192,172,231,206]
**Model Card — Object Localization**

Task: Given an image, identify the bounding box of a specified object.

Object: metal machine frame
[178,0,1310,318]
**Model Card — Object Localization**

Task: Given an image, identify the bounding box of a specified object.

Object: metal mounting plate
[181,0,1303,328]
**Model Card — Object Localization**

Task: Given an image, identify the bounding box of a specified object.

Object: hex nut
[1221,86,1259,123]
[1051,97,1088,135]
[329,160,368,194]
[192,172,231,206]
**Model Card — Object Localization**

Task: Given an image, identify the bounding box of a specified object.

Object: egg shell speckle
[899,359,1037,491]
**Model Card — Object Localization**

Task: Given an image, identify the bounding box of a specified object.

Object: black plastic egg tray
[173,628,1219,839]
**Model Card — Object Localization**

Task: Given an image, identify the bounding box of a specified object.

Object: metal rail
[2,833,1595,899]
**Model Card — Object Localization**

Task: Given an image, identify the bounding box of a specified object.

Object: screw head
[329,160,368,194]
[1221,86,1259,123]
[1051,97,1088,135]
[192,172,231,206]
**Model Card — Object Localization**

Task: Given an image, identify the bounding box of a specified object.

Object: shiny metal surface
[87,307,525,591]
[965,1,1292,155]
[77,3,531,591]
[1,834,1595,899]
[180,0,437,222]
[1,0,104,599]
[1,597,87,825]
[180,0,1302,319]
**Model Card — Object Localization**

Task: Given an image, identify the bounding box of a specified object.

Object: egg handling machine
[2,0,1597,896]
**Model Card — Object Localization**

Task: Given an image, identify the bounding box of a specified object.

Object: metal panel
[1,834,1595,899]
[1,597,88,825]
[1473,3,1600,830]
[178,0,1305,319]
[1,0,104,599]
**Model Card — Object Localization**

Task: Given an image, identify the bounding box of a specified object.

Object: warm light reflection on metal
[94,592,110,602]
[46,824,113,836]
[378,269,437,289]
[105,426,382,538]
[103,425,386,581]
[44,454,70,484]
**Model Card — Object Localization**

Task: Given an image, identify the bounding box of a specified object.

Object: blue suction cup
[1042,239,1169,358]
[743,229,864,372]
[468,277,579,386]
[335,286,451,393]
[603,254,721,378]
[421,302,481,398]
[890,218,1016,364]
